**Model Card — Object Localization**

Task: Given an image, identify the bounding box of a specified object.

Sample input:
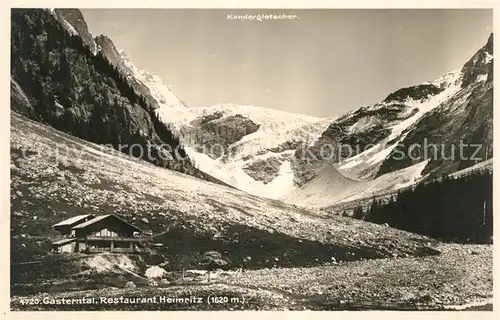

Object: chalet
[52,214,150,254]
[52,214,95,236]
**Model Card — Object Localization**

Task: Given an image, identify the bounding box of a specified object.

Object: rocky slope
[377,34,493,178]
[11,112,439,267]
[51,9,98,54]
[94,34,188,111]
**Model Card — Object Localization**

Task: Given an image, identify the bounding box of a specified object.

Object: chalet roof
[71,214,141,232]
[52,238,76,246]
[53,214,94,227]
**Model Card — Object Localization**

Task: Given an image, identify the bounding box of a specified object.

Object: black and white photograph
[8,4,495,312]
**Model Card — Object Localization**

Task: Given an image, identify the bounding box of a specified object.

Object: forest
[351,170,493,244]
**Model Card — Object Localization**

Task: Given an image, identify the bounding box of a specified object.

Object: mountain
[94,34,188,111]
[155,103,334,198]
[9,9,493,310]
[58,26,337,199]
[47,9,233,186]
[376,34,493,177]
[38,10,334,198]
[149,36,492,202]
[10,8,227,184]
[51,9,98,54]
[14,8,492,206]
[286,34,493,208]
[52,9,188,113]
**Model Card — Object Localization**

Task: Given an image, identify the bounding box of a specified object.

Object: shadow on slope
[152,222,439,271]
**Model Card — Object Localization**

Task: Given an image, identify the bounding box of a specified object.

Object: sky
[82,9,492,118]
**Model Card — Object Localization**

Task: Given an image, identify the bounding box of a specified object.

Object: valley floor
[11,243,492,311]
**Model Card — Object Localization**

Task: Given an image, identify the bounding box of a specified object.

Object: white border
[1,1,497,320]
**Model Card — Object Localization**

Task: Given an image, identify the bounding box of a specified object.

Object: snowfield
[338,69,463,176]
[285,159,430,209]
[158,103,335,198]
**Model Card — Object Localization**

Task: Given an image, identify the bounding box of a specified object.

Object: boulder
[145,265,167,279]
[148,279,158,287]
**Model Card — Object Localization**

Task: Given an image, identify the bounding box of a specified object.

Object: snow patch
[62,20,78,36]
[265,161,296,199]
[337,70,462,181]
[431,69,462,87]
[168,104,332,198]
[483,52,493,64]
[476,74,488,83]
[392,159,430,190]
[286,164,361,206]
[365,143,398,165]
[387,70,462,141]
[348,116,381,134]
[47,8,57,17]
[339,145,382,170]
[293,159,431,209]
[91,43,99,55]
[186,145,298,200]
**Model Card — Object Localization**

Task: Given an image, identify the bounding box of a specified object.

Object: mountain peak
[94,34,123,69]
[460,33,493,87]
[53,9,97,54]
[114,49,187,109]
[486,32,493,54]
